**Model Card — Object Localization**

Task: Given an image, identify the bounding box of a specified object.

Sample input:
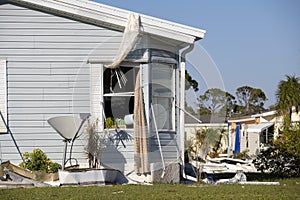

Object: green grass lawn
[1,178,299,200]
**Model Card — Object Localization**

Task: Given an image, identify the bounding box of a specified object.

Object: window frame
[150,63,176,131]
[102,64,139,129]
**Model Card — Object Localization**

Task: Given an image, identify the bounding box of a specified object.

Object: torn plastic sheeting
[106,12,141,69]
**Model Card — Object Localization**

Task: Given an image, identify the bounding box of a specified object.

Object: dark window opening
[104,96,134,119]
[103,66,137,127]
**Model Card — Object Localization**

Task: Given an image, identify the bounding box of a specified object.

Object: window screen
[151,64,175,131]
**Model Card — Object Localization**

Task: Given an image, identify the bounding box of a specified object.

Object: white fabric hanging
[134,70,149,174]
[106,12,140,69]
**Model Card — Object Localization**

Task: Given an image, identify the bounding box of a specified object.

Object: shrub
[253,124,300,178]
[85,121,103,168]
[229,149,251,160]
[19,148,61,173]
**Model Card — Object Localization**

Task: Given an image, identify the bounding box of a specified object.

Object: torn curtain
[134,70,149,174]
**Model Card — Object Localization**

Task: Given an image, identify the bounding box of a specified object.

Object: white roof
[246,122,274,133]
[10,0,206,44]
[251,110,276,118]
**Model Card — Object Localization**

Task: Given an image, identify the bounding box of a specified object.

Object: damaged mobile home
[0,0,205,182]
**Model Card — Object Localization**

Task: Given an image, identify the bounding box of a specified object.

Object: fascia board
[251,110,276,118]
[62,0,206,40]
[142,26,196,44]
[140,14,206,40]
[228,118,256,123]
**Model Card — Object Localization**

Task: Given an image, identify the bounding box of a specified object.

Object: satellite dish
[48,116,83,141]
[47,114,90,170]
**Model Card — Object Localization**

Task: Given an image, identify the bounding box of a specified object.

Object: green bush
[253,124,300,178]
[19,148,61,173]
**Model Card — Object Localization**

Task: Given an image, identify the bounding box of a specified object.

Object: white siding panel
[8,68,90,75]
[8,88,88,94]
[7,74,90,82]
[0,22,110,30]
[0,49,119,56]
[3,56,115,62]
[0,60,7,133]
[0,16,80,23]
[0,29,121,36]
[90,63,103,130]
[0,3,122,165]
[0,42,120,49]
[5,127,63,134]
[8,62,86,68]
[0,35,120,43]
[8,81,90,88]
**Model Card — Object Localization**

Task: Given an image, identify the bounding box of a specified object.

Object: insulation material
[106,12,140,69]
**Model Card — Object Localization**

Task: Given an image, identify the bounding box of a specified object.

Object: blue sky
[94,0,300,107]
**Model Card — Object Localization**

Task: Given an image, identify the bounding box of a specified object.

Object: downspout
[179,44,194,174]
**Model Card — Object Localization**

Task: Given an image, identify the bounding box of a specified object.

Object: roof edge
[7,0,206,43]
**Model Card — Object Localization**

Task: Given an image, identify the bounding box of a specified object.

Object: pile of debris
[185,157,279,185]
[0,161,57,188]
[202,157,257,174]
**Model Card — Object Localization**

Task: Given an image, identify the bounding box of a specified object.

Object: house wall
[247,132,259,155]
[0,2,183,176]
[240,128,247,152]
[0,2,122,164]
[239,129,259,156]
[0,60,7,133]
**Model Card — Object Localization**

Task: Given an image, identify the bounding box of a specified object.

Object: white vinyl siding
[0,60,7,133]
[0,3,122,164]
[90,63,104,131]
[0,2,182,172]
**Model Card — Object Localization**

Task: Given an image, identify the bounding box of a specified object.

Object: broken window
[103,66,138,127]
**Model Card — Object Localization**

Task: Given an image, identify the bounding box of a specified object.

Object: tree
[186,128,227,181]
[235,86,267,114]
[198,88,235,114]
[197,106,211,115]
[185,105,196,115]
[253,75,300,178]
[219,92,237,116]
[276,75,300,130]
[210,128,227,158]
[185,70,199,92]
[186,129,209,182]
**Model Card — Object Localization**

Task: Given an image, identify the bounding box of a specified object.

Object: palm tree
[276,75,300,130]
